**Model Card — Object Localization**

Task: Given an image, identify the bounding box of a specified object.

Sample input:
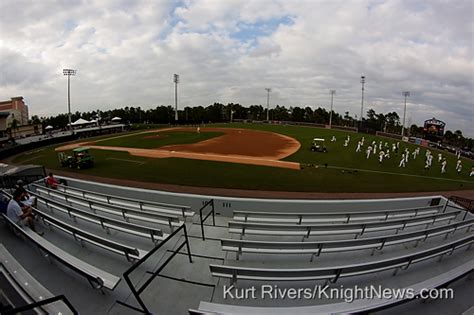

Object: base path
[55,127,301,170]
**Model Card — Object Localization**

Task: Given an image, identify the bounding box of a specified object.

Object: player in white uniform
[456,160,462,174]
[399,154,406,167]
[441,159,447,174]
[366,146,373,159]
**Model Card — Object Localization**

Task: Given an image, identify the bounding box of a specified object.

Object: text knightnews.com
[222,284,454,303]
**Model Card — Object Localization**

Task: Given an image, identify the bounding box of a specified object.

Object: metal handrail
[199,199,215,240]
[121,224,192,314]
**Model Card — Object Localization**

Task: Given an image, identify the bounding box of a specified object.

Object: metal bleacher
[0,244,77,314]
[193,197,474,314]
[34,183,194,218]
[1,176,472,314]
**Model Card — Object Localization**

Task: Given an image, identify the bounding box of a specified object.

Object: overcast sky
[0,0,472,136]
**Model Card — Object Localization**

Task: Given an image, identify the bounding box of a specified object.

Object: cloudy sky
[0,0,472,135]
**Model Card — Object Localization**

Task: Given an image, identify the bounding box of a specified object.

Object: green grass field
[11,123,474,192]
[95,130,223,149]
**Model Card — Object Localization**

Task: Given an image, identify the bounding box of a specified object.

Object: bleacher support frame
[199,199,215,240]
[0,294,78,315]
[447,196,474,212]
[120,224,193,314]
[444,196,474,220]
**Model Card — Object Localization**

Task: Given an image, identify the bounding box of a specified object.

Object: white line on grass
[94,127,176,143]
[105,157,145,165]
[310,164,473,184]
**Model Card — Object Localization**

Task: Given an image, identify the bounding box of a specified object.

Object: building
[0,96,29,126]
[0,112,10,139]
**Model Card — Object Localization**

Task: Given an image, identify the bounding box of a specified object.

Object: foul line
[105,157,145,165]
[309,164,474,184]
[94,127,177,143]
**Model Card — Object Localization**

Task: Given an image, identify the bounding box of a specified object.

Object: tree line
[33,103,472,149]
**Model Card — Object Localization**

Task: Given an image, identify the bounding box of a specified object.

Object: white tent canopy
[111,116,122,121]
[45,125,53,130]
[70,118,91,126]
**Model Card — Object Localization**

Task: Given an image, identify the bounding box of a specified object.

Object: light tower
[173,74,179,121]
[329,90,336,128]
[63,69,76,130]
[265,88,271,121]
[360,75,365,128]
[402,91,410,136]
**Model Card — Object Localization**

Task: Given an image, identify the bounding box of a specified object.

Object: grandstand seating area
[0,175,472,314]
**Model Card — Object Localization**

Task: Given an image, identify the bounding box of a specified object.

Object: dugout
[0,163,46,189]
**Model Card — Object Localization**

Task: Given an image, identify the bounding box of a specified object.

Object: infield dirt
[55,127,302,169]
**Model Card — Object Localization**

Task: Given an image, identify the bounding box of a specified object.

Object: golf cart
[58,147,94,169]
[310,138,327,152]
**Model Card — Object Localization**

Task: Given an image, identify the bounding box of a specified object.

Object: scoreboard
[423,118,445,140]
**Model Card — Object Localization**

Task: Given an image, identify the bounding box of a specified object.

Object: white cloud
[0,0,472,136]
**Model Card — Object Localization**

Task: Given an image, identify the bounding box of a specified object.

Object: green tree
[7,118,20,138]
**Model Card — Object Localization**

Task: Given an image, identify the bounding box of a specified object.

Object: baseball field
[12,123,474,192]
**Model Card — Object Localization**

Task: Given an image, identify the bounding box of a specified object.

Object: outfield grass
[11,123,474,192]
[95,130,223,149]
[215,123,473,181]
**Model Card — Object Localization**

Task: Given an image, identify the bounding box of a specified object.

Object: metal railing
[199,199,215,240]
[120,224,192,314]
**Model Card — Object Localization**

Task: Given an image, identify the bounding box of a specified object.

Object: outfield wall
[56,175,447,217]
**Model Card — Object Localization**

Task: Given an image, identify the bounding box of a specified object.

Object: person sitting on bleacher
[7,188,43,236]
[46,172,60,189]
[16,180,37,208]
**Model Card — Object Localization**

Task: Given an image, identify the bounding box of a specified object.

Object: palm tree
[7,118,20,138]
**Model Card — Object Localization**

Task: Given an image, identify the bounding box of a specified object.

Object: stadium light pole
[360,75,365,129]
[63,69,76,131]
[402,91,410,137]
[174,74,179,122]
[329,90,336,128]
[265,88,271,121]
